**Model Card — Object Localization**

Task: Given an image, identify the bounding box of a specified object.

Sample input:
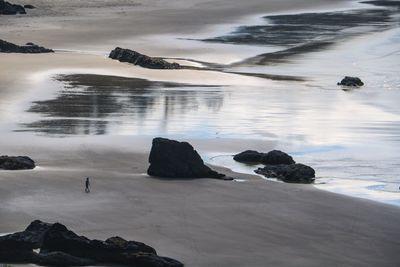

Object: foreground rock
[234,150,295,165]
[0,39,54,53]
[337,76,364,87]
[109,47,181,69]
[0,155,35,170]
[0,0,26,15]
[148,137,226,179]
[0,220,183,267]
[255,163,315,184]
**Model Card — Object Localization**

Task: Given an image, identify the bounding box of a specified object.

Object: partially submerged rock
[255,163,315,184]
[147,137,226,179]
[0,155,35,170]
[234,150,295,165]
[0,39,54,53]
[0,220,183,267]
[0,0,25,15]
[109,47,181,69]
[337,76,364,87]
[23,4,35,9]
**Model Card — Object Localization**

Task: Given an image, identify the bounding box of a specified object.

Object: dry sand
[1,0,400,266]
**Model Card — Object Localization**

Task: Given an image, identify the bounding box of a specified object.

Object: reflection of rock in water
[18,74,224,136]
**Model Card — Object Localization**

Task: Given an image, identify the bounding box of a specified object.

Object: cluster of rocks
[109,47,181,69]
[147,137,227,179]
[337,76,364,87]
[234,150,315,184]
[0,0,35,15]
[0,39,54,53]
[0,220,183,267]
[0,155,35,170]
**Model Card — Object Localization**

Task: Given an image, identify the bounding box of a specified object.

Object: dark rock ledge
[0,39,54,53]
[234,150,315,184]
[0,0,25,15]
[0,220,183,267]
[147,137,228,179]
[109,47,181,69]
[0,155,35,170]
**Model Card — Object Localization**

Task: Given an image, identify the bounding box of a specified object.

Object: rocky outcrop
[0,220,183,267]
[0,0,25,15]
[234,150,295,165]
[0,39,54,53]
[0,155,35,170]
[255,163,315,184]
[337,76,364,87]
[147,137,226,179]
[109,47,181,69]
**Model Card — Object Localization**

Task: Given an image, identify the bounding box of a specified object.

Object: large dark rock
[255,163,315,184]
[0,220,184,267]
[337,76,364,87]
[109,47,181,69]
[147,137,225,179]
[0,39,54,53]
[0,0,25,15]
[234,150,295,165]
[0,155,35,170]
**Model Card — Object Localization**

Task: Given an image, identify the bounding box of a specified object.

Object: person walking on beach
[85,177,91,193]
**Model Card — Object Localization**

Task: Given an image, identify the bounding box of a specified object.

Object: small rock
[337,76,364,87]
[234,150,295,165]
[0,155,35,170]
[255,163,315,184]
[0,39,54,53]
[23,4,35,9]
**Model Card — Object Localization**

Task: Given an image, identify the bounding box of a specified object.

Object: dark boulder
[0,39,54,53]
[147,137,225,179]
[337,76,364,87]
[0,0,26,15]
[23,4,35,9]
[255,163,315,184]
[234,150,295,165]
[0,220,184,267]
[109,47,181,69]
[0,155,35,170]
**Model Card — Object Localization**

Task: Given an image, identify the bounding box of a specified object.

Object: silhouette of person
[85,177,91,193]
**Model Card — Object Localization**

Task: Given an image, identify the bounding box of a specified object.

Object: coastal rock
[234,150,295,165]
[337,76,364,87]
[23,4,35,9]
[0,220,184,267]
[0,155,35,170]
[255,163,315,184]
[0,39,54,53]
[0,0,25,15]
[147,137,225,179]
[109,47,181,69]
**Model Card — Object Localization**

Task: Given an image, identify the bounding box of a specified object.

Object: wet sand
[1,0,400,266]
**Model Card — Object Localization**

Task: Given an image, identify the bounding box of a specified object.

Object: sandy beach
[1,0,400,266]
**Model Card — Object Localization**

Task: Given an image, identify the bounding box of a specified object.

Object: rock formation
[233,150,295,165]
[0,155,35,170]
[337,76,364,87]
[109,47,181,69]
[147,137,226,179]
[0,0,25,15]
[255,163,315,184]
[0,220,183,267]
[0,39,54,53]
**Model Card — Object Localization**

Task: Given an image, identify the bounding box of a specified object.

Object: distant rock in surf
[0,39,54,53]
[147,137,227,179]
[0,0,25,15]
[0,155,35,170]
[0,220,183,267]
[23,4,35,9]
[234,150,295,165]
[337,76,364,87]
[109,47,181,69]
[255,163,315,184]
